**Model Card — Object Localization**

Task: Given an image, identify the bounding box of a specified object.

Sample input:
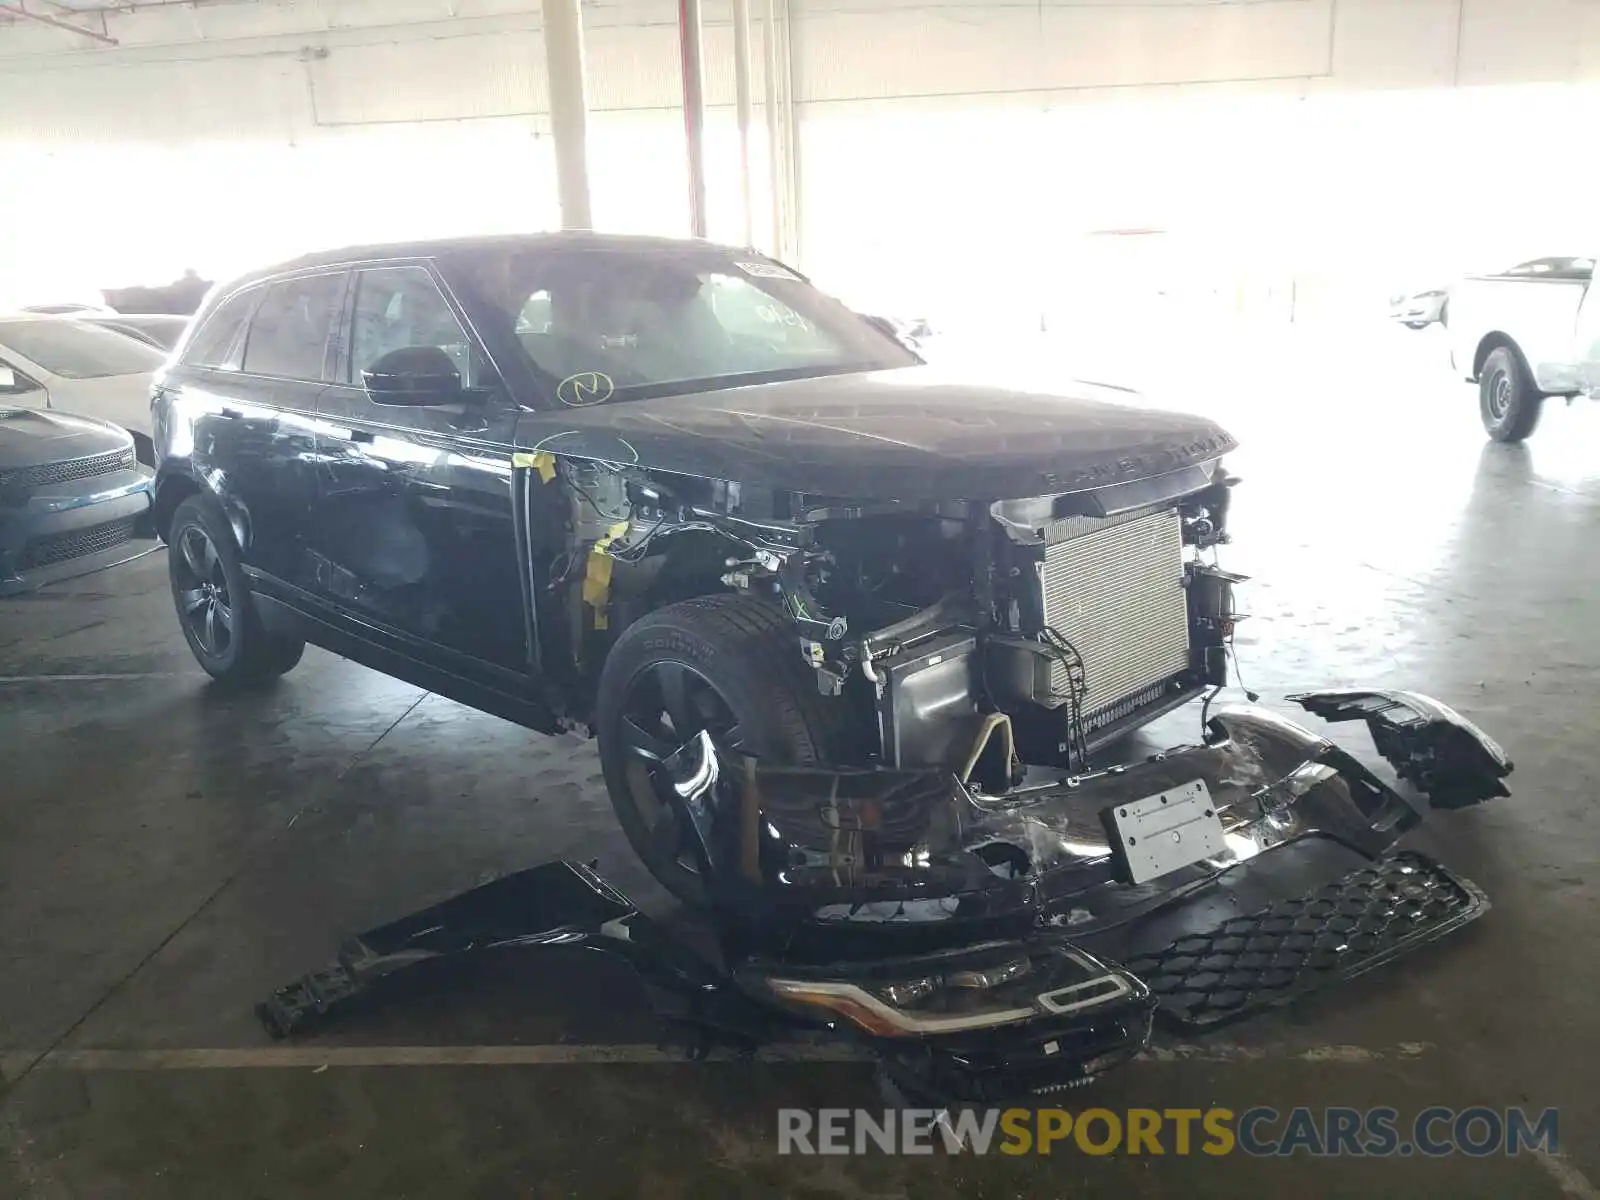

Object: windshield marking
[556,371,615,407]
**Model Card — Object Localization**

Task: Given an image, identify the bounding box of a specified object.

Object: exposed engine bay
[523,446,1244,779]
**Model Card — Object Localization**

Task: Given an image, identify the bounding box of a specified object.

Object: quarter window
[241,273,346,381]
[184,288,260,371]
[350,267,478,388]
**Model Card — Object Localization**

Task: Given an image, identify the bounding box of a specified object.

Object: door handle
[350,429,375,444]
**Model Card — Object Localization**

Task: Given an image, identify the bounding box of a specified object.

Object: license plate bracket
[1101,779,1226,885]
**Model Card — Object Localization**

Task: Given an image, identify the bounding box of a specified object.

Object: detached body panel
[261,695,1506,1105]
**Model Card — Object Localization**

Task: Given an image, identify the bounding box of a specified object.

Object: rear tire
[167,495,305,686]
[1479,346,1544,443]
[594,594,840,904]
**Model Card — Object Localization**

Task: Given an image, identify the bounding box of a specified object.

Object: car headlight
[762,948,1137,1037]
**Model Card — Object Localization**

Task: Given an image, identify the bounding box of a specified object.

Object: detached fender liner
[1289,689,1512,808]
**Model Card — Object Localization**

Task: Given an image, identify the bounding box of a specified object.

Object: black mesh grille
[18,516,138,571]
[0,446,135,494]
[1125,852,1487,1030]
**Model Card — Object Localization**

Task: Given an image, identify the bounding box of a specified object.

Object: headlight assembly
[762,948,1136,1038]
[766,976,1039,1036]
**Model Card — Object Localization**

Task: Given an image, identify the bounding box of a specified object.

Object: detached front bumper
[259,691,1510,1106]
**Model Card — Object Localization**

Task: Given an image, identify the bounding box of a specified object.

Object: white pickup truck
[1448,256,1598,441]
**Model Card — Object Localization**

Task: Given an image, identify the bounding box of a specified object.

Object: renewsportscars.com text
[778,1106,1560,1157]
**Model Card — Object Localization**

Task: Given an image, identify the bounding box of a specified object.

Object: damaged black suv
[154,234,1513,1101]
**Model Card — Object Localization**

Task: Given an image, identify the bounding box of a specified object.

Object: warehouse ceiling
[2,1,196,42]
[0,0,271,45]
[34,1,199,8]
[9,0,259,10]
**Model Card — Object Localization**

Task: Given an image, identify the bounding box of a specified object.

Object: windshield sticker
[557,371,615,407]
[735,260,801,281]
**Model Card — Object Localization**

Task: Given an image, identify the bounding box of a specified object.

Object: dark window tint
[350,267,478,387]
[184,289,259,370]
[242,273,345,381]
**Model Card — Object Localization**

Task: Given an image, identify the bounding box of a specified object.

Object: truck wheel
[595,594,839,905]
[1479,346,1544,443]
[167,495,305,686]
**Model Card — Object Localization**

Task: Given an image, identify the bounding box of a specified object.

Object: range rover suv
[162,235,1515,1098]
[150,233,1248,887]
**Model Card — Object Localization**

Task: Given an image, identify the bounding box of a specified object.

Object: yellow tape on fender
[582,521,631,630]
[511,451,558,483]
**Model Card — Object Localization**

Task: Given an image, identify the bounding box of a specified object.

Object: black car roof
[246,231,759,286]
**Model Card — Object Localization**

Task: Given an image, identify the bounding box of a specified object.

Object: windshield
[0,318,164,379]
[446,245,918,403]
[1504,257,1596,278]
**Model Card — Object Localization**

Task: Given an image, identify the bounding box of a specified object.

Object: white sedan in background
[1389,287,1449,329]
[0,316,164,460]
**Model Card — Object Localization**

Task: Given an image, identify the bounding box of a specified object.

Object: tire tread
[1480,345,1544,443]
[631,592,840,762]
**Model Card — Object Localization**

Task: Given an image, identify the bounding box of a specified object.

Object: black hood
[0,407,131,471]
[513,367,1236,501]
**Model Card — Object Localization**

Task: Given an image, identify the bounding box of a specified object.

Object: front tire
[594,594,840,904]
[1479,346,1544,443]
[167,495,305,686]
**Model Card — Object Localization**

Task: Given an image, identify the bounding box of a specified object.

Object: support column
[779,0,801,264]
[541,0,593,230]
[763,0,783,256]
[732,0,755,247]
[678,0,709,239]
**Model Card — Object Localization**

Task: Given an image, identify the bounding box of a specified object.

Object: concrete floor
[3,321,1599,1198]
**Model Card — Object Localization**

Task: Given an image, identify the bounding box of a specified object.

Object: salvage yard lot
[4,325,1599,1197]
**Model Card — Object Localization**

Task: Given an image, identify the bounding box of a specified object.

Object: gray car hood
[0,406,131,470]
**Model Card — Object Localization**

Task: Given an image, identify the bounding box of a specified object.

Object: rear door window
[241,273,347,381]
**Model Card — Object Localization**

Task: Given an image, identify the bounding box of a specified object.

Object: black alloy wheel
[595,594,842,904]
[166,494,305,685]
[173,522,235,660]
[613,660,745,873]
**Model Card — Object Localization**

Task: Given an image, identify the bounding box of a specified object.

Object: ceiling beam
[0,1,120,44]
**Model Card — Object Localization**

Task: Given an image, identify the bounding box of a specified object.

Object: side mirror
[361,346,472,407]
[860,314,900,339]
[859,313,927,359]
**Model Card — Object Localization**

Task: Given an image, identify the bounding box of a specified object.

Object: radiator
[1036,507,1191,717]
